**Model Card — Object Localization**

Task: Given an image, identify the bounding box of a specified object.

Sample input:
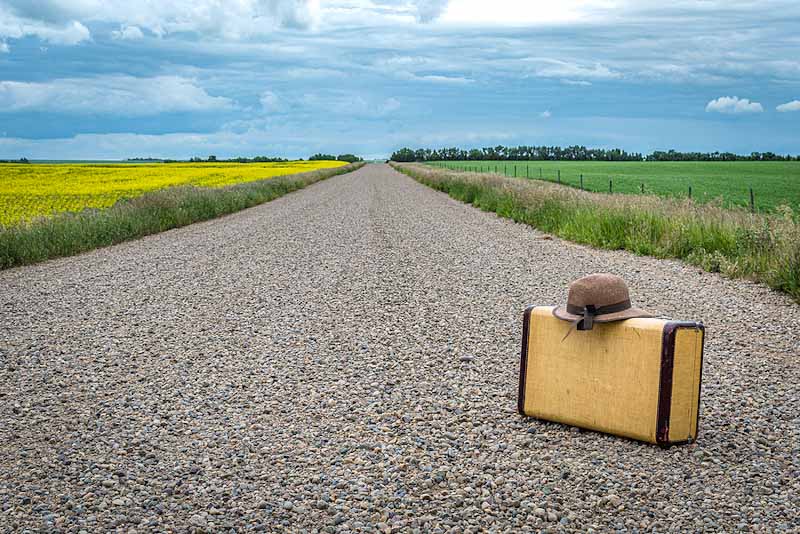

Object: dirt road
[1,164,797,531]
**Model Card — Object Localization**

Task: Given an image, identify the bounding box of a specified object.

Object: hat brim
[552,305,653,324]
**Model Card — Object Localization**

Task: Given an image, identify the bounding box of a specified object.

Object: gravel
[1,163,798,532]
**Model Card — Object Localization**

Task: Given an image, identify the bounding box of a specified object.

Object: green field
[427,161,800,212]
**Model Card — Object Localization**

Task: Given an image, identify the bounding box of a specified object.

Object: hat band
[564,299,632,334]
[566,299,632,320]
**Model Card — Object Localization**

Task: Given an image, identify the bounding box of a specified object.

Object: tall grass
[0,162,364,269]
[393,162,800,300]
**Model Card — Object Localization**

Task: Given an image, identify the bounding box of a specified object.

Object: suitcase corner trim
[656,321,705,446]
[517,304,537,415]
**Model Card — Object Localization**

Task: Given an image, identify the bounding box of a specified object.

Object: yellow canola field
[0,160,347,226]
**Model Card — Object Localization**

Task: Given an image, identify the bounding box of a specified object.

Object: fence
[428,161,762,213]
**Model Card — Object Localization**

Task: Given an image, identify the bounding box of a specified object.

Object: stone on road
[1,164,798,532]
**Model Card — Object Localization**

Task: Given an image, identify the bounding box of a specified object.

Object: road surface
[1,164,797,531]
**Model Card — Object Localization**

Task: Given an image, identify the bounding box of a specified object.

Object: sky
[0,0,798,160]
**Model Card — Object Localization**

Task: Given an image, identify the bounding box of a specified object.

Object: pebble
[0,164,797,532]
[188,514,206,527]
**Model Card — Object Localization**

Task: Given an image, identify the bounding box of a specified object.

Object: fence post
[558,170,561,184]
[750,187,755,213]
[688,185,692,199]
[640,183,645,194]
[609,180,613,193]
[514,165,517,177]
[580,174,584,190]
[527,166,529,178]
[539,168,542,179]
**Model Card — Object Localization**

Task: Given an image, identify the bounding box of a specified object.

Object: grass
[0,160,348,226]
[0,162,364,269]
[427,160,800,212]
[394,162,800,301]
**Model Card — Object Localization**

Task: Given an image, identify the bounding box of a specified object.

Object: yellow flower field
[0,160,347,226]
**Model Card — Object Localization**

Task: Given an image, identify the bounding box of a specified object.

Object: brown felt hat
[553,273,652,330]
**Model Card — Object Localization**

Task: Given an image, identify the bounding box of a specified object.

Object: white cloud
[411,0,449,22]
[561,79,591,86]
[0,40,8,53]
[111,24,144,40]
[539,110,551,118]
[296,92,402,117]
[397,71,473,84]
[0,75,234,115]
[776,99,800,112]
[0,12,91,45]
[285,67,347,79]
[437,0,800,27]
[260,90,283,112]
[383,97,401,113]
[439,0,604,25]
[524,58,621,80]
[0,0,319,46]
[705,96,763,114]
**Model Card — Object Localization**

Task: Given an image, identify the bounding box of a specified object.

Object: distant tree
[207,155,217,162]
[389,148,416,162]
[309,153,337,161]
[336,154,363,163]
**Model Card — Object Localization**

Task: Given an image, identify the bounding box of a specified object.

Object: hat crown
[567,273,630,308]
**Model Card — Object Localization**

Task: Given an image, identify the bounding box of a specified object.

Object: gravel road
[1,163,798,533]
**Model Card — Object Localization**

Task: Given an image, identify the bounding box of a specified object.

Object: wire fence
[429,161,763,213]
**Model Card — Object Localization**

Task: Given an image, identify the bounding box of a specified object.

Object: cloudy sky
[0,0,798,159]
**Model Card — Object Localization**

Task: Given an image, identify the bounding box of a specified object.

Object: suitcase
[517,305,705,445]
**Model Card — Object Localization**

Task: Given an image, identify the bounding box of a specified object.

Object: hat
[553,273,652,331]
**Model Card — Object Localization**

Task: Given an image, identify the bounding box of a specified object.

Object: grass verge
[393,162,800,301]
[0,162,364,269]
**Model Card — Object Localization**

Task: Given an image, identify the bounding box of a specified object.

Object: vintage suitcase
[517,305,705,445]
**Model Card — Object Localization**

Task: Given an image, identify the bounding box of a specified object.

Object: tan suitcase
[517,306,705,445]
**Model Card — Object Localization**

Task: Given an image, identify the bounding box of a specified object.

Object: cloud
[776,100,800,112]
[705,96,763,114]
[259,90,283,112]
[539,110,551,118]
[397,71,473,84]
[524,58,621,81]
[0,11,91,45]
[0,75,234,115]
[411,0,449,23]
[0,0,318,46]
[110,24,144,40]
[285,67,347,79]
[0,40,8,53]
[296,92,402,117]
[561,79,592,86]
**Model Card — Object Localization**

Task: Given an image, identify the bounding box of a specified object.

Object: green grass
[427,160,800,212]
[0,162,364,269]
[396,162,800,301]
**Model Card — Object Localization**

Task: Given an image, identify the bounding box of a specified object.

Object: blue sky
[0,0,798,159]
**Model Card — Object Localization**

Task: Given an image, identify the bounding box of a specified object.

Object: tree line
[390,146,799,162]
[309,153,363,163]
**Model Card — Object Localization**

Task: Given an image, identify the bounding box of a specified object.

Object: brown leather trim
[517,305,535,415]
[656,321,705,446]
